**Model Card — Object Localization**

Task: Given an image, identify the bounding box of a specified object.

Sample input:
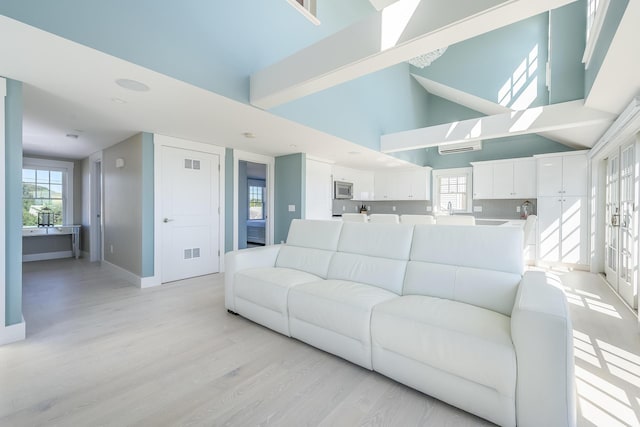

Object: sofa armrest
[224,245,282,311]
[511,271,576,427]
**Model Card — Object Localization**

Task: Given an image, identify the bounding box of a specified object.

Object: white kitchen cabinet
[374,168,431,200]
[472,164,493,199]
[332,165,375,200]
[471,158,536,199]
[536,152,587,197]
[537,195,588,265]
[306,159,333,220]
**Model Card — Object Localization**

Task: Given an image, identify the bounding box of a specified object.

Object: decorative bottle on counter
[359,204,367,213]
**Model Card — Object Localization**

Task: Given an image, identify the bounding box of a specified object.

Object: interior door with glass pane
[605,154,619,287]
[618,144,636,308]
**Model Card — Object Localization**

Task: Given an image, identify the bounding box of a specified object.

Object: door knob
[163,218,174,223]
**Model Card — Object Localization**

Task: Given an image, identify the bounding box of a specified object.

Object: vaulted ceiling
[1,0,638,169]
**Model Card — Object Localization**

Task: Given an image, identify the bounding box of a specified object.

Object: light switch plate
[288,205,296,212]
[473,206,482,212]
[426,206,432,212]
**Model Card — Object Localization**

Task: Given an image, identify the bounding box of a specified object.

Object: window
[22,158,74,226]
[248,180,265,220]
[285,0,320,25]
[432,168,472,213]
[583,0,611,67]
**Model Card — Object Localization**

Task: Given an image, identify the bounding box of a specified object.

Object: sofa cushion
[371,295,516,398]
[327,252,407,295]
[288,279,398,348]
[275,246,335,278]
[286,219,343,250]
[411,224,523,275]
[337,222,414,259]
[403,261,521,316]
[234,267,321,316]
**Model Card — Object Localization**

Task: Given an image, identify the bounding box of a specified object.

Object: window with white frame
[22,158,74,226]
[248,179,266,220]
[432,168,472,213]
[583,0,611,67]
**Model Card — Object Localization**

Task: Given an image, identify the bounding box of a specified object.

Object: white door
[605,154,620,286]
[161,146,220,283]
[618,144,636,308]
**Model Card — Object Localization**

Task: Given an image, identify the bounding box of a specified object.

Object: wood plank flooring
[0,259,638,426]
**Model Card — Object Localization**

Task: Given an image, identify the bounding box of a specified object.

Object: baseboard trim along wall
[102,260,160,288]
[0,316,26,345]
[23,251,73,262]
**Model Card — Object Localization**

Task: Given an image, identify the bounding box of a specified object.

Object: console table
[22,225,81,259]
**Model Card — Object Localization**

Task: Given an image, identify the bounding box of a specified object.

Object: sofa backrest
[327,222,414,294]
[404,225,524,316]
[275,219,343,278]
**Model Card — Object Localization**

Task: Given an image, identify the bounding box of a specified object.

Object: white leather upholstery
[368,214,399,223]
[224,245,282,311]
[435,215,476,225]
[400,214,435,224]
[338,222,414,260]
[285,219,343,250]
[342,213,368,222]
[328,252,407,294]
[511,271,576,427]
[288,279,397,369]
[372,295,516,426]
[275,246,335,278]
[411,225,523,275]
[234,267,321,335]
[404,262,521,316]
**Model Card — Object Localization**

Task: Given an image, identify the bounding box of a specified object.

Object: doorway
[238,161,267,249]
[604,142,638,309]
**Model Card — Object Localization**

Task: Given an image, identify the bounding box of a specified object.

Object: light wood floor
[0,260,638,426]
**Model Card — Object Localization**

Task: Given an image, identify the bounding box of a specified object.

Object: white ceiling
[0,16,414,170]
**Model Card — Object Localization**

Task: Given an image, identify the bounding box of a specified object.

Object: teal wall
[414,13,550,108]
[585,0,629,97]
[5,79,22,326]
[140,132,154,277]
[271,63,431,150]
[549,0,586,103]
[225,148,233,253]
[274,153,305,244]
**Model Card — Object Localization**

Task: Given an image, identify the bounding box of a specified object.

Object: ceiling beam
[380,100,615,152]
[250,0,578,109]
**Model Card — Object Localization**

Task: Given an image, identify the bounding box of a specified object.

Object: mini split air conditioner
[437,140,482,155]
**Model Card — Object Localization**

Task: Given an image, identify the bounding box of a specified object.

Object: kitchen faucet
[447,201,453,215]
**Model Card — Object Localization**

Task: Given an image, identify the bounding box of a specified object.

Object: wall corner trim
[0,316,26,346]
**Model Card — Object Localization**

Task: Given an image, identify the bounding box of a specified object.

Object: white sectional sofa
[225,219,575,427]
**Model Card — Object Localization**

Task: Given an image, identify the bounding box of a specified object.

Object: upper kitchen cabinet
[536,152,588,197]
[471,158,536,199]
[332,165,374,200]
[374,167,432,201]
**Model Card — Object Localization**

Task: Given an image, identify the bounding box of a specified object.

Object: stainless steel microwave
[334,181,353,199]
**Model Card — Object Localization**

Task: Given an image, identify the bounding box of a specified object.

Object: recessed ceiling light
[242,132,256,139]
[348,151,361,155]
[111,97,127,104]
[115,78,150,92]
[66,133,79,139]
[289,144,298,148]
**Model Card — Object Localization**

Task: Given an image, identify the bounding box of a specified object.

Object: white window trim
[285,0,320,25]
[432,167,473,214]
[22,157,74,226]
[583,0,611,68]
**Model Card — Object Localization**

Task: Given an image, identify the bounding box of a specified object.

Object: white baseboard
[102,261,160,288]
[0,317,26,346]
[23,251,73,262]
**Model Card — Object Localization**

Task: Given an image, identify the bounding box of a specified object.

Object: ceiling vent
[438,141,482,155]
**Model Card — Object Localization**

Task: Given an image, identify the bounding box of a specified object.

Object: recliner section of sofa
[225,219,575,427]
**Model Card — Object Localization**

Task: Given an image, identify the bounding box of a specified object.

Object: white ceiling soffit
[585,0,640,115]
[0,16,414,170]
[250,0,578,109]
[380,99,615,153]
[411,74,611,148]
[369,0,402,11]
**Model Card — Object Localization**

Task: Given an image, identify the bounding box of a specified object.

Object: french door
[605,143,637,309]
